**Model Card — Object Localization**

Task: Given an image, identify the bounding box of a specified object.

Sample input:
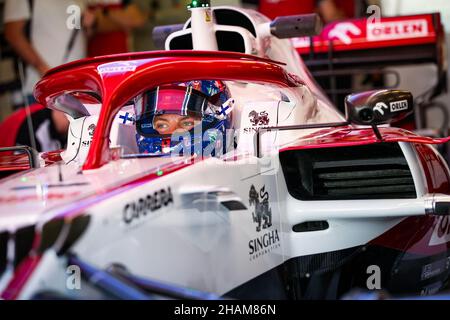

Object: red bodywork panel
[415,143,450,194]
[294,13,441,54]
[280,126,450,153]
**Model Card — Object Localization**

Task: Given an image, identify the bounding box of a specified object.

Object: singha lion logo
[249,185,272,232]
[248,110,270,126]
[88,124,96,137]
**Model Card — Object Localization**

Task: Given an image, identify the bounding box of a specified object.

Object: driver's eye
[181,120,195,127]
[155,122,169,130]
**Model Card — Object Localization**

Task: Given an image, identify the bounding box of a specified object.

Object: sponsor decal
[390,100,408,112]
[421,257,450,281]
[373,102,389,116]
[243,127,262,134]
[82,124,96,147]
[328,22,362,45]
[205,9,212,22]
[367,19,428,41]
[98,61,138,74]
[123,187,173,225]
[118,112,135,125]
[249,185,272,232]
[0,192,81,203]
[248,185,280,261]
[244,110,270,133]
[421,281,443,296]
[243,110,271,135]
[429,216,450,246]
[248,229,280,260]
[249,110,270,127]
[88,124,96,137]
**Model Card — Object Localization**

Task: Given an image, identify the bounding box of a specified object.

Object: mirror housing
[345,90,414,126]
[269,14,323,39]
[425,194,450,216]
[0,146,40,179]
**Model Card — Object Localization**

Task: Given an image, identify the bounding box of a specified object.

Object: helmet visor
[135,85,217,137]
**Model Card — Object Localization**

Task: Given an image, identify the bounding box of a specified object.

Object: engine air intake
[280,143,416,200]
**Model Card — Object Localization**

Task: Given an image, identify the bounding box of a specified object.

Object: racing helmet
[134,80,234,154]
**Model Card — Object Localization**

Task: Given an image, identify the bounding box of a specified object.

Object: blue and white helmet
[134,80,234,154]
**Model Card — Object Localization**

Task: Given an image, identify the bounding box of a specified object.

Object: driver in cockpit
[133,80,234,155]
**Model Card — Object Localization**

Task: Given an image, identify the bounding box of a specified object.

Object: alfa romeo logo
[249,185,272,232]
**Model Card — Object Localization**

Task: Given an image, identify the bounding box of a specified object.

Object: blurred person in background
[87,0,150,56]
[1,0,96,151]
[3,0,95,102]
[0,103,68,151]
[259,0,355,21]
[317,0,356,21]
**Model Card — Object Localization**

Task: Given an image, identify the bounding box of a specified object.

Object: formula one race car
[1,1,450,300]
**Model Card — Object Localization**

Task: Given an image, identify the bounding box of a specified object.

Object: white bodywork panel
[0,144,431,298]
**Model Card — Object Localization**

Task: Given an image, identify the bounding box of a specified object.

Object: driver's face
[153,114,201,135]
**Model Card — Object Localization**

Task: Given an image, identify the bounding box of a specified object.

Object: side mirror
[425,194,450,216]
[0,146,40,178]
[269,14,323,39]
[345,90,413,126]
